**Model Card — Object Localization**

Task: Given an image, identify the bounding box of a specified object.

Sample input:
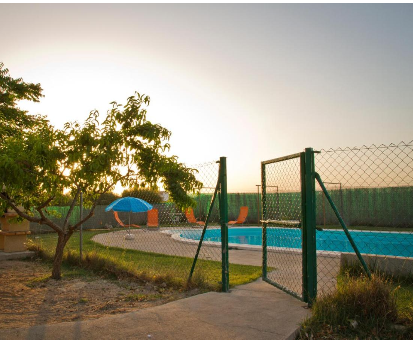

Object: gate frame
[261,148,318,304]
[261,147,372,305]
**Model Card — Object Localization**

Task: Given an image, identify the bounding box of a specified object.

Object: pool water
[178,227,413,258]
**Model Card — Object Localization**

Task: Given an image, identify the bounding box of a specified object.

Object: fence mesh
[263,156,303,298]
[29,161,224,289]
[315,141,413,295]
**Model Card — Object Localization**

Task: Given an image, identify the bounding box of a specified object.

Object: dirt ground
[0,259,200,330]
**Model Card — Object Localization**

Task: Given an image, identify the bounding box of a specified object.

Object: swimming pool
[177,227,413,258]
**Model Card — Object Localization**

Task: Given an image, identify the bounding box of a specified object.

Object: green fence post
[79,191,83,263]
[219,157,229,292]
[300,152,308,302]
[302,148,317,304]
[261,162,268,280]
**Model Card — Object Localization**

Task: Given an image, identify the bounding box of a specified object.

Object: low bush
[299,272,413,339]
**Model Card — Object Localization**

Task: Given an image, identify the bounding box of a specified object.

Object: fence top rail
[261,152,301,165]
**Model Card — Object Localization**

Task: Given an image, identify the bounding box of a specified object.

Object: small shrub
[299,274,404,339]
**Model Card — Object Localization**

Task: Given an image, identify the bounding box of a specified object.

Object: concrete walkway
[0,279,310,340]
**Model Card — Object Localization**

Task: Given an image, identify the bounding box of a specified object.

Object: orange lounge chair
[228,206,248,225]
[147,209,159,229]
[113,211,140,228]
[185,208,205,227]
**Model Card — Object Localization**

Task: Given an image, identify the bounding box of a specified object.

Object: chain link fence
[29,161,226,289]
[315,141,413,295]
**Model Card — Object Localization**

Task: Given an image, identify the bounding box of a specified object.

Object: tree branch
[0,192,63,234]
[63,186,81,230]
[36,207,62,234]
[36,195,55,210]
[68,181,115,232]
[0,193,42,223]
[69,200,97,232]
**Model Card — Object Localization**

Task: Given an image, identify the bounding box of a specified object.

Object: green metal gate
[261,148,372,305]
[261,149,317,303]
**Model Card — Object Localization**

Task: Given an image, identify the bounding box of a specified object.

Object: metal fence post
[300,152,308,302]
[301,148,317,304]
[261,163,267,280]
[256,184,261,224]
[219,157,229,292]
[79,191,83,262]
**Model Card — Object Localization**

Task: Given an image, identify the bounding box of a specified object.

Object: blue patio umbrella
[105,197,153,237]
[105,197,153,213]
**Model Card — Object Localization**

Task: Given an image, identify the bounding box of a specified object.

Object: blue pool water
[179,227,413,258]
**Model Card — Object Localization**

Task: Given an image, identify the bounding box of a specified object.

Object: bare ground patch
[0,259,200,329]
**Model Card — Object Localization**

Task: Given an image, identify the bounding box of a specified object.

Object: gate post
[301,148,317,304]
[219,157,229,292]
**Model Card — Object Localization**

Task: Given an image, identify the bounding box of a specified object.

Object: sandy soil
[0,259,199,329]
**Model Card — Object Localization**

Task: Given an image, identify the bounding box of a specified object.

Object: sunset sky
[2,4,413,192]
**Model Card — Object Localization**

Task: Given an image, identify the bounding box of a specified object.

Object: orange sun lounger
[228,206,248,225]
[185,208,205,227]
[147,209,159,229]
[113,211,141,228]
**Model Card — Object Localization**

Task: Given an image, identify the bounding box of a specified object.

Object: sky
[1,4,413,193]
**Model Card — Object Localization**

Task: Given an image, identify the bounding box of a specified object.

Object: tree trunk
[51,232,71,279]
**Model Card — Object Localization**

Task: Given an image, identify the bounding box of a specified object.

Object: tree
[0,63,202,279]
[0,62,44,137]
[96,192,120,206]
[122,187,162,204]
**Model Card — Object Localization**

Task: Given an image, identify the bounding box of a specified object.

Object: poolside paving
[0,279,311,340]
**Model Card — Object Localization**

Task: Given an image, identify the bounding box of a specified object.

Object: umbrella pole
[128,212,131,235]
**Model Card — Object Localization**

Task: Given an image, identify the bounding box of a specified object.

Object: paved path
[0,279,311,340]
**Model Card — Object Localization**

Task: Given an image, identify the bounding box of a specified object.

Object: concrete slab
[0,279,310,340]
[0,250,35,261]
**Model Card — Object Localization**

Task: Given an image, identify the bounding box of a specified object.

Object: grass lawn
[29,230,262,291]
